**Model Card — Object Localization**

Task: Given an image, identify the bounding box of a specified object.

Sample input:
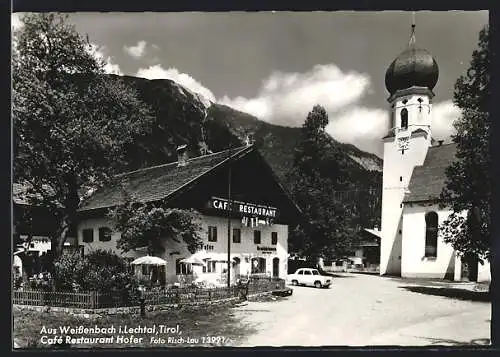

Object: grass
[13,302,258,349]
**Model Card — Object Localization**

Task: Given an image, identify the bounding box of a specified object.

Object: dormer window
[400,108,408,130]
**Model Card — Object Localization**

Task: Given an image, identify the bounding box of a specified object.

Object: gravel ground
[230,273,491,347]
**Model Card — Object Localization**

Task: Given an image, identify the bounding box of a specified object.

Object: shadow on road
[322,272,354,278]
[400,286,490,302]
[413,336,491,346]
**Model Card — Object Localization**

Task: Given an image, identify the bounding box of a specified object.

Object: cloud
[11,13,23,31]
[326,107,389,156]
[432,100,461,142]
[124,40,147,58]
[88,43,123,75]
[136,64,216,102]
[219,64,372,127]
[133,62,460,156]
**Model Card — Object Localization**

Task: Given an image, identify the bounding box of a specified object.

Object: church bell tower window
[400,108,408,130]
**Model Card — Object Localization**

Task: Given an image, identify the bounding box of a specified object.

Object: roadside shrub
[53,249,141,303]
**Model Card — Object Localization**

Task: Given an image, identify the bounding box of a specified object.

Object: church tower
[379,17,439,276]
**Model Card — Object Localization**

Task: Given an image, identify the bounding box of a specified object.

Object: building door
[272,257,279,277]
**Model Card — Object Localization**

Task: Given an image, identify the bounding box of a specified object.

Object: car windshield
[312,270,319,275]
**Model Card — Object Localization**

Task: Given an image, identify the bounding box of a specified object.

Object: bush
[53,249,141,303]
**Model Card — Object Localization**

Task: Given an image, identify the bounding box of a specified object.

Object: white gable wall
[77,214,289,284]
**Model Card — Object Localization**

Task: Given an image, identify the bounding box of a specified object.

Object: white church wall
[380,133,431,276]
[401,203,457,279]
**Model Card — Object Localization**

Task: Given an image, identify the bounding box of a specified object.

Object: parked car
[287,268,332,288]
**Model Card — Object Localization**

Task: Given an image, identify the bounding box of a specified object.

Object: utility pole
[226,147,232,288]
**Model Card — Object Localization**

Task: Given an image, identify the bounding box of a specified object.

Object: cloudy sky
[12,11,488,157]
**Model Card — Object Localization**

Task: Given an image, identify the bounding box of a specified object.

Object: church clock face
[396,128,411,153]
[398,136,409,152]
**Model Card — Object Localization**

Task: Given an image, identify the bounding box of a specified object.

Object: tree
[288,105,360,264]
[108,190,204,256]
[12,13,154,257]
[53,249,141,304]
[440,26,491,265]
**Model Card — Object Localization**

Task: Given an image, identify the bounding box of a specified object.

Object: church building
[379,23,490,282]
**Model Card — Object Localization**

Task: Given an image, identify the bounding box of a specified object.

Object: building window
[400,108,408,130]
[425,211,439,258]
[251,257,266,274]
[254,230,261,244]
[233,228,241,243]
[271,232,278,245]
[176,258,193,275]
[208,226,217,242]
[98,227,112,242]
[203,260,217,273]
[82,229,94,243]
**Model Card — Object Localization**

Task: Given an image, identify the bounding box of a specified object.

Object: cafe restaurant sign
[209,197,278,218]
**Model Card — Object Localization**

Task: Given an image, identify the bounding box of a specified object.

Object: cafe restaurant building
[76,144,302,285]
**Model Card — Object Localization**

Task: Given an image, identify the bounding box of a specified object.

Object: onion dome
[385,23,439,95]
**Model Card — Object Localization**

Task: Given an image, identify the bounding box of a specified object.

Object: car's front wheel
[314,281,322,288]
[291,280,298,286]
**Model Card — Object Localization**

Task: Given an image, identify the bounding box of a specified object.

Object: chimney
[177,144,189,167]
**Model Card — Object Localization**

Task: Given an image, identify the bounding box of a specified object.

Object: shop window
[233,228,241,243]
[335,261,344,267]
[176,258,193,275]
[400,108,408,130]
[208,226,217,242]
[251,257,266,274]
[203,260,217,273]
[425,212,438,258]
[82,229,94,243]
[271,232,278,245]
[98,227,112,242]
[254,230,261,244]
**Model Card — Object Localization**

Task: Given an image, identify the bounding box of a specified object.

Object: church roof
[385,24,439,96]
[403,143,457,203]
[78,145,252,212]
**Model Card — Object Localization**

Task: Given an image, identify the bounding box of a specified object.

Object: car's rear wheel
[291,280,298,286]
[314,281,322,288]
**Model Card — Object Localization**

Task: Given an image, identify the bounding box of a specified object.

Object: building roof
[403,143,457,203]
[78,145,254,212]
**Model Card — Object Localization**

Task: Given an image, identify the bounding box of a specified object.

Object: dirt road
[231,273,491,347]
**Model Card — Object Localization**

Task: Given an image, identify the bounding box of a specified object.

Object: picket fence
[13,277,286,309]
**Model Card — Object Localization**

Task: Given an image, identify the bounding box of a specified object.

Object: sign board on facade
[208,197,279,218]
[257,246,277,252]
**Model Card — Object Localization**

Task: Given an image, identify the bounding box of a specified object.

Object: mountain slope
[107,74,381,197]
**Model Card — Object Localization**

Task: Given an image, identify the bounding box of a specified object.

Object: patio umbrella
[131,255,167,266]
[180,251,207,266]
